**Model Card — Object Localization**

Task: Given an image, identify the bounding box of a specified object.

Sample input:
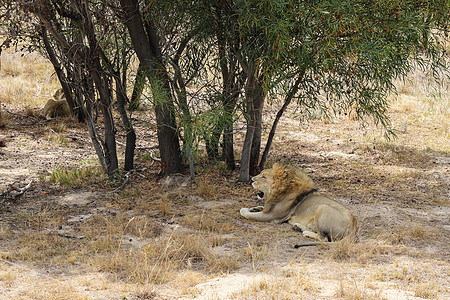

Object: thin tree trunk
[120,0,183,175]
[129,63,145,111]
[115,78,136,171]
[249,88,264,176]
[41,26,84,121]
[82,5,119,179]
[222,96,237,170]
[91,65,119,178]
[259,76,302,170]
[239,74,264,182]
[238,118,256,182]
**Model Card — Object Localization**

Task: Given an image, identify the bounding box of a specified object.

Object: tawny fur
[240,163,357,242]
[43,89,70,119]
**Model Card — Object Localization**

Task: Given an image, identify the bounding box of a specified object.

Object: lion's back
[43,99,70,118]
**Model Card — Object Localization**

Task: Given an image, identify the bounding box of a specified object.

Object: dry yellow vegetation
[0,48,448,299]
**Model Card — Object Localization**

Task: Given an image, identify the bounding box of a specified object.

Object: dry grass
[324,239,389,264]
[0,114,7,128]
[413,282,439,299]
[231,270,319,299]
[0,49,60,108]
[0,49,448,299]
[195,179,219,199]
[383,70,449,153]
[336,279,385,300]
[181,212,234,234]
[91,230,239,284]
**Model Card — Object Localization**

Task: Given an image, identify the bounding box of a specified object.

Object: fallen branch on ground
[45,229,86,239]
[111,170,132,193]
[4,108,39,120]
[57,232,86,239]
[0,180,33,202]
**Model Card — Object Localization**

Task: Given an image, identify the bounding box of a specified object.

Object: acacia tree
[2,0,448,182]
[227,0,449,181]
[119,0,184,175]
[120,0,239,177]
[7,0,140,178]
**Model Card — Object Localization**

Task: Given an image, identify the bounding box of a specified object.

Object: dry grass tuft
[0,50,59,107]
[46,132,69,146]
[0,109,8,127]
[0,225,14,241]
[377,224,440,246]
[12,231,73,262]
[48,166,106,186]
[336,279,385,300]
[413,282,439,299]
[158,194,172,216]
[325,239,390,264]
[24,106,37,116]
[92,230,239,284]
[195,179,219,199]
[181,212,234,234]
[173,270,205,296]
[244,242,270,271]
[49,122,68,133]
[233,271,319,299]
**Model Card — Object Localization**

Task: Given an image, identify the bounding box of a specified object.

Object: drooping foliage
[1,0,448,182]
[225,0,449,180]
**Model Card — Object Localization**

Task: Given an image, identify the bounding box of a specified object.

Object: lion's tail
[294,242,334,248]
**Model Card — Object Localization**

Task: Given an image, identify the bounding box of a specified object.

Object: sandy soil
[0,105,449,299]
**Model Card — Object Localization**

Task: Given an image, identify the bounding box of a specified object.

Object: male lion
[43,88,71,119]
[240,163,357,243]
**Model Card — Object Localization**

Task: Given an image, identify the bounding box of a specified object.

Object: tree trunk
[115,78,136,171]
[90,59,119,179]
[41,26,85,122]
[238,74,265,181]
[249,89,264,176]
[222,96,237,170]
[129,63,145,111]
[259,76,302,170]
[120,0,183,175]
[238,118,255,182]
[213,4,241,170]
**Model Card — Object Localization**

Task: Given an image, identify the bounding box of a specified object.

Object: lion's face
[53,88,64,101]
[252,163,316,203]
[251,168,274,199]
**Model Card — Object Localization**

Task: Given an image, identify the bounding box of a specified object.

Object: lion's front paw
[240,207,250,217]
[249,206,264,212]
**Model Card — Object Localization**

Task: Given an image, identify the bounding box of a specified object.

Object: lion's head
[53,88,65,101]
[252,163,316,204]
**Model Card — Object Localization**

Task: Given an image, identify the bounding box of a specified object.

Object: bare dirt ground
[0,103,448,299]
[0,55,448,299]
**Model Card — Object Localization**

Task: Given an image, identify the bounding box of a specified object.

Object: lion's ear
[272,164,287,180]
[272,163,281,170]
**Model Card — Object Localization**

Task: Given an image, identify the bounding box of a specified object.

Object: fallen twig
[45,229,86,239]
[234,220,259,229]
[57,232,86,239]
[4,108,39,120]
[0,180,33,202]
[111,170,132,193]
[66,134,91,143]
